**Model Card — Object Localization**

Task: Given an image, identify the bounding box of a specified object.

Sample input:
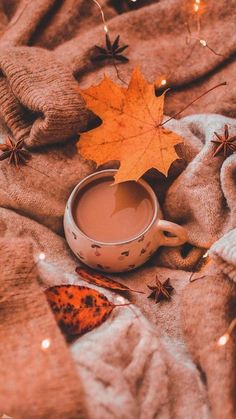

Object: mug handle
[157,220,188,247]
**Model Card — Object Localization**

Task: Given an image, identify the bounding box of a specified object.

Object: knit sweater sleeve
[0,46,94,146]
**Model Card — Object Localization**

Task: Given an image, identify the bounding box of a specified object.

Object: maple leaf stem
[160,82,227,127]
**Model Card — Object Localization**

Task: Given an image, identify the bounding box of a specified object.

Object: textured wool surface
[0,1,236,419]
[0,239,89,419]
[181,269,236,419]
[0,0,235,146]
[0,207,211,419]
[157,114,236,269]
[210,228,236,283]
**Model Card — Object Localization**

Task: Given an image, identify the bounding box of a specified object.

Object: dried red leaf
[45,285,115,339]
[76,266,144,294]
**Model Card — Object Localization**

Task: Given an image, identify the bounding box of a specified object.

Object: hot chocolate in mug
[64,169,188,273]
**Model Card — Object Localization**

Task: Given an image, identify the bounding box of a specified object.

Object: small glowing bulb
[38,252,46,261]
[217,333,229,346]
[200,39,207,47]
[195,0,200,4]
[41,338,51,350]
[194,3,199,12]
[104,24,108,33]
[160,79,167,86]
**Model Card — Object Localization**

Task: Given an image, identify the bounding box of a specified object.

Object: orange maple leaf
[78,68,183,183]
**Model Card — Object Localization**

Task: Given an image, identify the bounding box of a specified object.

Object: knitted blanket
[0,1,235,418]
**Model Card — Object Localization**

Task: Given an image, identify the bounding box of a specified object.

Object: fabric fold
[210,228,236,283]
[0,238,89,419]
[181,270,236,419]
[159,114,236,269]
[0,0,57,47]
[0,47,94,146]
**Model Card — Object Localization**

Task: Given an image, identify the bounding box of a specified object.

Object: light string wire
[90,0,128,84]
[218,317,236,346]
[91,0,109,33]
[91,1,225,88]
[190,315,236,358]
[157,0,225,88]
[188,251,236,348]
[186,0,224,58]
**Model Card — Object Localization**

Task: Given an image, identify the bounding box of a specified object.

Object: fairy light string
[187,250,236,349]
[91,1,225,88]
[158,0,224,88]
[91,0,225,89]
[91,0,109,34]
[189,250,210,283]
[189,1,224,56]
[218,318,236,347]
[91,0,129,85]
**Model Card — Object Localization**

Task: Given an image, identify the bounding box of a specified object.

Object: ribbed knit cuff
[0,238,89,419]
[0,47,94,147]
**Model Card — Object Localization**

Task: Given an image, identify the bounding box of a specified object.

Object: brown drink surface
[73,177,154,242]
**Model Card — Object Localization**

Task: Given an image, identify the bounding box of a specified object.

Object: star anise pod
[0,136,31,167]
[211,124,236,157]
[147,277,174,303]
[92,34,129,63]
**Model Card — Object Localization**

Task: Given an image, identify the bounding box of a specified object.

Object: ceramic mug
[64,169,188,273]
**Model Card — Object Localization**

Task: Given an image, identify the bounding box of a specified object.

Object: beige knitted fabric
[0,207,210,419]
[0,47,94,147]
[210,229,236,283]
[0,138,93,233]
[157,114,236,269]
[1,202,235,419]
[0,238,89,419]
[181,269,236,419]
